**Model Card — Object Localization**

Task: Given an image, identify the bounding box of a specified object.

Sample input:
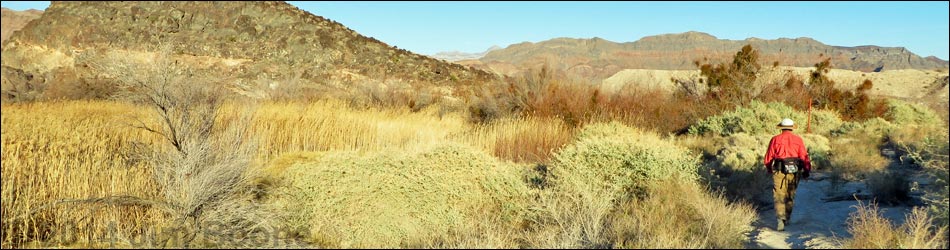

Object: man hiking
[764,118,811,231]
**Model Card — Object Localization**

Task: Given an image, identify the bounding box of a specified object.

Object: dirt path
[745,172,913,249]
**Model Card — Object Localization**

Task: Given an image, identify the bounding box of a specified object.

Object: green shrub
[833,117,891,138]
[802,133,832,171]
[698,133,772,204]
[265,143,529,248]
[552,122,700,202]
[688,100,840,137]
[720,133,771,170]
[809,109,845,136]
[527,122,749,248]
[830,117,895,147]
[918,135,949,228]
[924,176,950,229]
[892,126,950,228]
[885,99,943,127]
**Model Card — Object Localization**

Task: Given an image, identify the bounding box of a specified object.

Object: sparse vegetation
[803,58,889,121]
[841,202,948,249]
[886,103,950,229]
[2,101,760,248]
[1,33,946,249]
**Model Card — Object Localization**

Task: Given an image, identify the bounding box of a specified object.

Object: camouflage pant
[773,172,800,221]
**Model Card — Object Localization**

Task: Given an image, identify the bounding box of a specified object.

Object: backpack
[771,157,802,174]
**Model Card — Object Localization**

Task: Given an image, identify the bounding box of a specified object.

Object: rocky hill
[0,8,43,44]
[472,31,949,79]
[1,1,496,101]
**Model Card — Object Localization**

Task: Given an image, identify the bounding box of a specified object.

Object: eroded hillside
[1,1,496,101]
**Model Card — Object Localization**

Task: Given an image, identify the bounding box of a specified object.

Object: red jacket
[764,130,811,172]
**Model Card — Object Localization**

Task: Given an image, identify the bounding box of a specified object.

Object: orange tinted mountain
[1,7,43,44]
[475,31,948,78]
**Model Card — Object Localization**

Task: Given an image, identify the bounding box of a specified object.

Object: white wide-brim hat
[777,118,796,130]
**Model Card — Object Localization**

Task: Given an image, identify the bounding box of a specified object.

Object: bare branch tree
[56,42,287,247]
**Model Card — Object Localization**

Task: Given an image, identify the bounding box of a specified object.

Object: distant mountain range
[451,31,948,79]
[430,45,501,62]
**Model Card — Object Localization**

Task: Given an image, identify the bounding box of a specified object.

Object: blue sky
[3,1,948,59]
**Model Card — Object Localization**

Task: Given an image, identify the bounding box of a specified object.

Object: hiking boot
[777,219,785,231]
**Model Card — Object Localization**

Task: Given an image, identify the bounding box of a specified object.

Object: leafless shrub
[76,44,283,247]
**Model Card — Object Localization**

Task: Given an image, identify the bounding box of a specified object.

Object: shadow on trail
[745,172,912,249]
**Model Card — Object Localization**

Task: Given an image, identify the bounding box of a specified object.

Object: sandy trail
[746,172,913,249]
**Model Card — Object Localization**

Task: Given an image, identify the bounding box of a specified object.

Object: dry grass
[607,180,757,249]
[827,117,894,181]
[1,100,165,248]
[475,116,575,163]
[251,99,579,164]
[250,100,579,164]
[249,100,474,163]
[3,99,765,248]
[0,99,574,247]
[828,137,890,180]
[842,202,948,249]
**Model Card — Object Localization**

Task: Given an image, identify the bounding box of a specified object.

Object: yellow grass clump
[249,100,474,163]
[472,116,575,163]
[249,100,576,164]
